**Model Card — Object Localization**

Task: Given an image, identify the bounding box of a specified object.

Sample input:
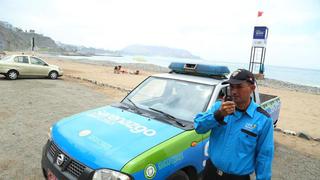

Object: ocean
[59,55,320,88]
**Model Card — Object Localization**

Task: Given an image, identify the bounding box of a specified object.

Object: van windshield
[123,76,214,122]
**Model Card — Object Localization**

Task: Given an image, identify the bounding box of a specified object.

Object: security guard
[194,69,274,180]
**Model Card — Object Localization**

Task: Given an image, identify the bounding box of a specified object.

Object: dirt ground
[0,77,122,179]
[0,77,319,180]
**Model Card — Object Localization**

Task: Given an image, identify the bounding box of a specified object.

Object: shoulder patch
[257,107,271,118]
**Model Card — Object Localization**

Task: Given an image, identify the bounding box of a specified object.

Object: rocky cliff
[0,21,60,51]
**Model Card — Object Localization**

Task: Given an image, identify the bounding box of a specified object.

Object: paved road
[0,77,319,180]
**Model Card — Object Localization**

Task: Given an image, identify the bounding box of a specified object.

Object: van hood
[52,106,184,170]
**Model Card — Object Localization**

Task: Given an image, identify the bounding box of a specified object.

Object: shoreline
[52,56,320,95]
[5,51,320,90]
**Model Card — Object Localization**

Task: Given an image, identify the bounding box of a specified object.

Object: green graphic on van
[157,153,184,170]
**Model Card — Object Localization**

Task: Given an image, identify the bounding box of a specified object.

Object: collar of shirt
[233,99,258,119]
[246,99,259,118]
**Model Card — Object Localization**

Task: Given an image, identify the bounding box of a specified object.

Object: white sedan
[0,55,63,80]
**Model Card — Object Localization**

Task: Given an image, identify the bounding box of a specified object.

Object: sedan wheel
[49,71,58,79]
[7,70,18,80]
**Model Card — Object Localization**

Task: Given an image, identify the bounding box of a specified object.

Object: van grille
[48,141,86,178]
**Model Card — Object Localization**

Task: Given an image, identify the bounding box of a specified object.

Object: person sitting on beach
[114,66,119,74]
[118,65,128,74]
[129,70,140,75]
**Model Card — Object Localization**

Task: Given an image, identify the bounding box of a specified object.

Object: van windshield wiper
[126,98,142,113]
[148,107,186,127]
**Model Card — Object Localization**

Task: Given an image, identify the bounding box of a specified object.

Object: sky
[0,0,319,69]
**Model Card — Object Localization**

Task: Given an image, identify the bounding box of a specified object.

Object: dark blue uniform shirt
[194,100,274,180]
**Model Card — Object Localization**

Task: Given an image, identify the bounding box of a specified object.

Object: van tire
[167,170,189,180]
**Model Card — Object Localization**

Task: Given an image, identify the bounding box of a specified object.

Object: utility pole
[31,37,35,51]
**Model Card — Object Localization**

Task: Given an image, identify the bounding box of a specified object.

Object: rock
[283,130,297,136]
[297,132,311,140]
[274,127,282,132]
[313,138,320,142]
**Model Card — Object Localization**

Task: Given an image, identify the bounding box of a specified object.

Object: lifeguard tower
[249,26,268,80]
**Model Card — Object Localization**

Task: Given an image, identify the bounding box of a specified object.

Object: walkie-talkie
[224,87,233,101]
[225,95,233,101]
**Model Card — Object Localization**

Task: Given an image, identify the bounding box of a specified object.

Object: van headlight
[92,169,131,180]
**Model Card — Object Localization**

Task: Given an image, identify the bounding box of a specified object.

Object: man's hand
[219,101,236,116]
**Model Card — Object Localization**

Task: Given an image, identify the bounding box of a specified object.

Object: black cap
[222,69,255,85]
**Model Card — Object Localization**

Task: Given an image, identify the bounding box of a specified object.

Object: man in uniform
[194,69,274,180]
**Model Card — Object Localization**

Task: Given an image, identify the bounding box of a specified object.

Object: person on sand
[194,69,274,180]
[117,65,128,74]
[114,66,119,74]
[129,70,140,75]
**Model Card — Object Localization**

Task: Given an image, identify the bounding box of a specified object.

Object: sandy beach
[41,55,320,139]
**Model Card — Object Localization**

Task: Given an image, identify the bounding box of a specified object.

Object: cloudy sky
[0,0,319,69]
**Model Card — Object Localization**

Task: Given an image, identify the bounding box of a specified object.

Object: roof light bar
[169,62,230,78]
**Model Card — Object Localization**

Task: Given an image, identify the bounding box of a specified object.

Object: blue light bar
[169,62,230,78]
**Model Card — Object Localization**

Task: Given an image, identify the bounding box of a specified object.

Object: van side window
[14,56,29,64]
[216,87,227,102]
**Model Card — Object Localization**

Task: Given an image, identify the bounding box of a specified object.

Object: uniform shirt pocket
[237,129,257,155]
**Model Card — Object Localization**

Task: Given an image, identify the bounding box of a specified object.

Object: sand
[259,87,320,138]
[42,56,320,139]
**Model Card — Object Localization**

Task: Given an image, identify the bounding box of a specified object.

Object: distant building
[29,29,35,33]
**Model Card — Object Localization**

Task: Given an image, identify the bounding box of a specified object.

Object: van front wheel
[167,170,189,180]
